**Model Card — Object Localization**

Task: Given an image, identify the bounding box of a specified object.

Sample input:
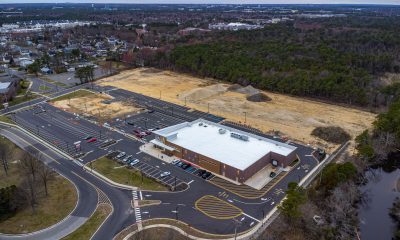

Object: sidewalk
[140,143,179,164]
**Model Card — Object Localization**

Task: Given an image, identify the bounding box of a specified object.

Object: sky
[0,0,400,4]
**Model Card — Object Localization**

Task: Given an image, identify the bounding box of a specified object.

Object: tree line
[131,17,400,108]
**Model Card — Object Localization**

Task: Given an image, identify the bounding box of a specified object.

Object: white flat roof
[154,119,296,171]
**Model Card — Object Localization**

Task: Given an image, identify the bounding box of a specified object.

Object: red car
[87,137,97,143]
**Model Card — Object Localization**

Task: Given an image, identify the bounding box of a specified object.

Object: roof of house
[153,119,297,171]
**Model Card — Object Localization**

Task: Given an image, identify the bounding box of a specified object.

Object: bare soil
[99,68,376,151]
[51,92,142,121]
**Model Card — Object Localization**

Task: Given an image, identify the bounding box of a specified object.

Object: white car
[130,159,140,166]
[116,152,126,159]
[171,159,180,165]
[160,171,171,177]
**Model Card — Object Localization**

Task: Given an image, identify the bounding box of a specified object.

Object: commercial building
[151,119,297,183]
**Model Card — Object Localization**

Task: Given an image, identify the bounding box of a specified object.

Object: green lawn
[49,89,95,102]
[39,85,52,91]
[0,115,14,125]
[8,94,38,107]
[0,137,77,234]
[61,204,111,240]
[0,175,78,234]
[91,157,168,191]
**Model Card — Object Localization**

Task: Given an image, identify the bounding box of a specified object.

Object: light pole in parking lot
[174,176,177,191]
[233,218,241,240]
[99,130,102,139]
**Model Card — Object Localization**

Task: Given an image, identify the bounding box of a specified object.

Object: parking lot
[107,89,224,123]
[109,151,187,191]
[12,103,113,158]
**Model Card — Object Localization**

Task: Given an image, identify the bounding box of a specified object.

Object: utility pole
[159,90,161,99]
[207,103,210,113]
[244,112,247,124]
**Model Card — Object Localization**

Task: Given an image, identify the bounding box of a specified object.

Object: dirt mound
[140,68,163,74]
[179,84,228,101]
[232,85,260,95]
[227,84,242,91]
[246,93,272,102]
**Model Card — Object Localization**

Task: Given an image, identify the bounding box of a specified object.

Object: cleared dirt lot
[51,90,142,120]
[99,68,376,150]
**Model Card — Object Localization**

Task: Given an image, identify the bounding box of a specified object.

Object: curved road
[0,125,136,240]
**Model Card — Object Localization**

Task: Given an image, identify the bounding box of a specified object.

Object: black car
[270,172,276,178]
[197,169,206,176]
[182,163,191,170]
[202,171,211,179]
[127,121,135,126]
[180,163,188,169]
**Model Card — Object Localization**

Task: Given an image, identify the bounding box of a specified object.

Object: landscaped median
[61,204,112,240]
[0,137,77,234]
[90,157,168,191]
[114,218,240,240]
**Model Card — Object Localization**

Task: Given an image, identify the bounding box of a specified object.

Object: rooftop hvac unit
[219,128,227,134]
[199,122,203,126]
[230,132,249,141]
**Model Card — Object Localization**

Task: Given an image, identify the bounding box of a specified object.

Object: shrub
[311,126,351,144]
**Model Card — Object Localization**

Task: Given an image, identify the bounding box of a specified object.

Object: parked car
[87,137,97,143]
[130,159,140,166]
[83,135,93,140]
[182,163,191,170]
[122,155,132,162]
[160,171,171,177]
[197,169,206,176]
[116,152,126,159]
[269,172,276,178]
[176,161,183,167]
[127,121,135,126]
[202,171,211,179]
[171,159,180,165]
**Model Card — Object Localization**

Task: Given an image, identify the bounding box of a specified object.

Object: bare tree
[19,151,41,181]
[0,140,14,176]
[37,162,55,197]
[18,151,41,213]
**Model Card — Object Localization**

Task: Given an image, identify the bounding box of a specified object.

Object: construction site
[99,68,377,151]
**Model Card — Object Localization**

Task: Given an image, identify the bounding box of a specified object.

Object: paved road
[0,84,321,238]
[0,125,135,240]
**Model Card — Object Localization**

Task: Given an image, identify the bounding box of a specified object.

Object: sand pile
[179,84,228,101]
[246,93,272,102]
[231,85,260,95]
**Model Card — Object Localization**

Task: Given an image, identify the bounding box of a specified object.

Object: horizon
[0,1,400,6]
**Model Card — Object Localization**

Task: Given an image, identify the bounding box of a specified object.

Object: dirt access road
[99,68,376,151]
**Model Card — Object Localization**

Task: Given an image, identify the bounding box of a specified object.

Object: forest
[159,17,400,108]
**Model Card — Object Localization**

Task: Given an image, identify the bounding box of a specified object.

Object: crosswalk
[132,191,142,223]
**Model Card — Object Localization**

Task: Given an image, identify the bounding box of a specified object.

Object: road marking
[139,191,143,200]
[136,151,141,154]
[195,195,243,220]
[242,212,261,223]
[145,194,152,197]
[187,180,194,185]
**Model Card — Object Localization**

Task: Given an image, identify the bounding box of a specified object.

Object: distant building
[0,76,21,103]
[209,22,263,31]
[178,27,211,36]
